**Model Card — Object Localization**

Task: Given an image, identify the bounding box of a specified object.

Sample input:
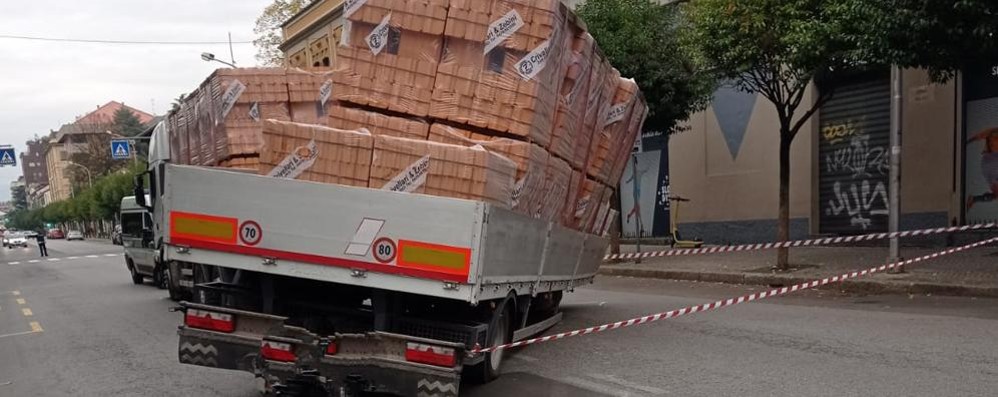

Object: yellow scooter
[669,196,704,249]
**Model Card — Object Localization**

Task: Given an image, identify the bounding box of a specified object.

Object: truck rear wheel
[467,296,513,383]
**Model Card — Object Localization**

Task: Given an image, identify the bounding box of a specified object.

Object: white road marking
[561,376,633,397]
[104,253,119,257]
[47,258,60,262]
[27,260,39,263]
[588,373,667,395]
[85,255,99,258]
[7,262,19,265]
[66,256,79,260]
[0,330,41,339]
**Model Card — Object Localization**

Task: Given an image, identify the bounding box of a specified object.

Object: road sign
[110,140,131,160]
[239,220,262,246]
[0,146,15,167]
[372,237,396,264]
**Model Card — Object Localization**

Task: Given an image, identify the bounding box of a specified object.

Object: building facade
[669,65,997,244]
[280,0,345,69]
[44,101,153,202]
[20,138,48,187]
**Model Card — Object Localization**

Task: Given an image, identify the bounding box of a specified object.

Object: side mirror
[133,173,149,209]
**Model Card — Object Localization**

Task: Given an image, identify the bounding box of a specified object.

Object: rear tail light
[260,341,297,363]
[405,342,456,368]
[325,342,338,356]
[185,309,235,333]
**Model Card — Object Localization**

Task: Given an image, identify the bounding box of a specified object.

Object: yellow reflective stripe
[401,245,466,270]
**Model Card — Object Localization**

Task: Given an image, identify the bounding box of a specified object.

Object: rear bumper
[176,302,463,396]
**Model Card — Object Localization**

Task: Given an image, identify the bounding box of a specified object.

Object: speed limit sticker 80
[372,237,396,264]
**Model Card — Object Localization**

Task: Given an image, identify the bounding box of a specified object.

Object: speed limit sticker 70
[372,237,396,264]
[240,220,262,246]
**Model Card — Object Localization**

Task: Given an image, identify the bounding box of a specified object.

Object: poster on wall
[964,62,998,223]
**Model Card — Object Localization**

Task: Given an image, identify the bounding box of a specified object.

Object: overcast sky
[0,0,273,201]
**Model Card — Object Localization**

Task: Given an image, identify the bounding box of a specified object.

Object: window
[59,151,67,161]
[121,213,143,238]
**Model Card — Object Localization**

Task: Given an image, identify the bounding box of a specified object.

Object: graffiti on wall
[821,123,890,231]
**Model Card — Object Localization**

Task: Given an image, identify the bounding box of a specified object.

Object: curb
[598,266,998,299]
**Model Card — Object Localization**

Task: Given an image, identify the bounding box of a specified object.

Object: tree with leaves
[254,0,313,66]
[11,183,28,211]
[171,93,187,113]
[111,107,146,137]
[683,0,867,269]
[577,0,715,134]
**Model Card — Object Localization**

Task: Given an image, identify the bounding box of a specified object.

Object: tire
[153,265,168,290]
[165,263,185,301]
[127,258,144,285]
[467,295,514,383]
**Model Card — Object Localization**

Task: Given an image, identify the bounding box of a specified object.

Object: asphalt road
[1,239,997,396]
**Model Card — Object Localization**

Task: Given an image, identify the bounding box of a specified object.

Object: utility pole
[888,65,903,270]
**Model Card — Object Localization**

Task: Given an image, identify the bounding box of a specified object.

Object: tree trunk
[776,135,791,270]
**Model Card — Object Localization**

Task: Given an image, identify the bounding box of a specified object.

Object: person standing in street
[35,231,48,257]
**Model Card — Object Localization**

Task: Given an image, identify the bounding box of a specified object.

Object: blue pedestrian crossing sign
[111,140,131,160]
[0,146,15,167]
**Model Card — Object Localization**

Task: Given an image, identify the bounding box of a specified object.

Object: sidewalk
[600,242,998,298]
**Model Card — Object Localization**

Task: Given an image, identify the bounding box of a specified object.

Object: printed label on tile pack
[366,13,392,55]
[268,139,319,180]
[343,0,368,18]
[604,102,630,127]
[511,173,528,208]
[220,80,246,120]
[484,9,524,54]
[383,155,430,193]
[516,39,553,80]
[249,102,260,122]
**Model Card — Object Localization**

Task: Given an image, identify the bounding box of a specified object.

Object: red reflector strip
[261,341,297,363]
[325,342,338,356]
[185,309,234,333]
[405,342,456,368]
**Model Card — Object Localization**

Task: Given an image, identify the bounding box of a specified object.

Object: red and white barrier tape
[604,222,998,261]
[475,236,998,354]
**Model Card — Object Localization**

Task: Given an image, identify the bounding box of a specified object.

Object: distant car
[66,230,84,241]
[23,231,38,238]
[4,232,28,248]
[47,229,65,239]
[111,225,122,245]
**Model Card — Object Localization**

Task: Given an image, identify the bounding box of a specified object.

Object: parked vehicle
[66,230,84,241]
[136,122,606,395]
[120,195,170,291]
[47,229,65,239]
[4,232,28,248]
[23,230,38,238]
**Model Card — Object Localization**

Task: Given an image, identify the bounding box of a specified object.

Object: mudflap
[178,326,261,372]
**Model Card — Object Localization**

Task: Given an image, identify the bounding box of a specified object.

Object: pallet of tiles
[260,120,373,187]
[426,123,548,215]
[287,68,336,125]
[548,15,594,168]
[586,77,640,184]
[431,0,570,147]
[328,104,430,140]
[216,156,261,173]
[538,155,573,222]
[370,134,517,207]
[333,0,449,117]
[569,178,608,231]
[608,95,649,184]
[573,50,618,172]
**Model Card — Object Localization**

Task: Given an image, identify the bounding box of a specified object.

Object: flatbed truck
[137,123,608,396]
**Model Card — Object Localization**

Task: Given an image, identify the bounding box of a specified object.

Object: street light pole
[888,65,903,270]
[66,161,93,189]
[201,52,236,68]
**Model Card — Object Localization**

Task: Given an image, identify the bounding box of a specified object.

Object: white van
[120,195,168,289]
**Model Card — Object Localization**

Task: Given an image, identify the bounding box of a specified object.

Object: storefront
[963,61,998,224]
